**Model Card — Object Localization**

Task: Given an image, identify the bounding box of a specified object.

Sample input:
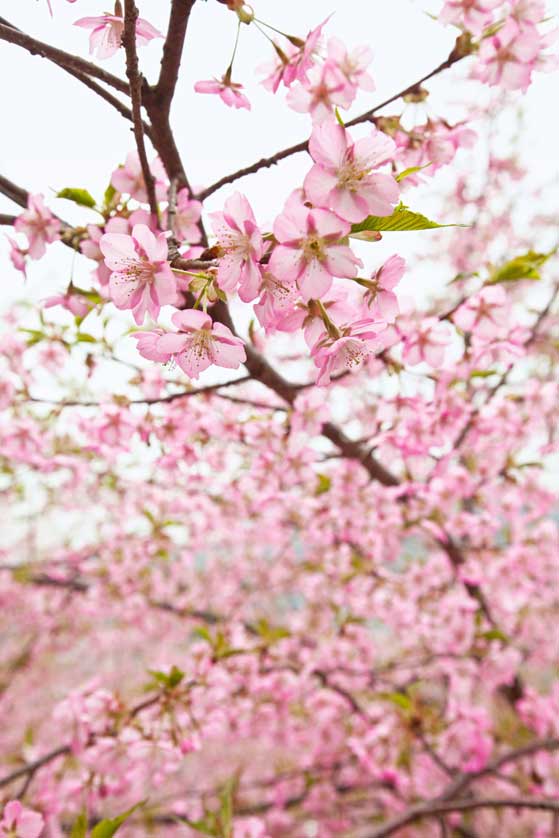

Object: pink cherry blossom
[439,0,501,35]
[254,271,300,333]
[74,13,163,60]
[147,310,246,378]
[209,192,265,302]
[0,801,44,838]
[474,19,540,91]
[286,62,356,123]
[326,37,375,91]
[402,317,451,366]
[171,189,202,244]
[6,236,28,277]
[311,317,387,385]
[111,152,168,205]
[452,285,509,338]
[100,224,177,324]
[80,218,130,287]
[270,197,362,301]
[364,254,405,321]
[194,75,251,109]
[44,290,92,319]
[14,194,60,260]
[305,120,399,222]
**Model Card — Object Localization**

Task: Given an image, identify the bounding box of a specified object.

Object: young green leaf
[350,203,466,235]
[90,802,145,838]
[56,188,97,209]
[486,250,554,284]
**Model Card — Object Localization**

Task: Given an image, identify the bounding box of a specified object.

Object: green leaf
[147,665,185,689]
[90,802,145,838]
[350,203,466,235]
[56,188,97,209]
[75,333,97,343]
[481,628,510,643]
[103,183,117,210]
[395,164,431,183]
[486,250,554,285]
[376,691,413,712]
[315,473,332,495]
[70,811,88,838]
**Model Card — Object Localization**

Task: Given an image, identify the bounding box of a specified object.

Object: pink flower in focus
[111,152,168,204]
[209,192,265,302]
[287,62,356,123]
[439,0,501,35]
[312,318,386,385]
[326,37,375,91]
[282,17,331,87]
[100,224,177,325]
[364,254,405,321]
[132,329,169,363]
[80,218,130,287]
[194,74,251,110]
[0,801,44,838]
[402,318,451,366]
[474,19,540,91]
[254,271,300,334]
[74,13,162,60]
[172,189,202,244]
[270,197,362,301]
[14,195,60,260]
[148,310,246,379]
[452,285,509,338]
[305,120,399,222]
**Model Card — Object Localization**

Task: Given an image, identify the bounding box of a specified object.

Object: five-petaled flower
[100,224,177,325]
[0,800,44,838]
[270,195,362,300]
[210,192,265,302]
[14,194,60,260]
[74,13,163,60]
[305,120,399,222]
[135,310,246,379]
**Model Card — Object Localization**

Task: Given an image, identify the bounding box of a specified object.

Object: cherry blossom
[139,310,246,378]
[402,317,451,366]
[305,120,399,222]
[74,13,162,60]
[364,254,405,321]
[474,18,541,91]
[111,152,168,205]
[14,194,60,260]
[170,189,202,244]
[452,285,509,337]
[194,74,251,109]
[270,197,362,300]
[100,224,177,324]
[439,0,502,35]
[0,801,43,838]
[312,317,387,385]
[209,192,265,301]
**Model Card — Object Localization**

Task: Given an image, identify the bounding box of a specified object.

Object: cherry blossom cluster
[1,1,558,836]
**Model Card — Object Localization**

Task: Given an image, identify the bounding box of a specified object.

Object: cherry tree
[0,1,558,836]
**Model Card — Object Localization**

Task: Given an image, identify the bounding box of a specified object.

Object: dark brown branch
[0,745,70,790]
[122,0,159,222]
[197,43,470,200]
[0,20,129,94]
[0,213,17,226]
[0,174,29,209]
[154,0,198,115]
[366,797,559,838]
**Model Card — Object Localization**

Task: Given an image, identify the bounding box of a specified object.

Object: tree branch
[0,20,129,94]
[0,213,17,226]
[154,0,198,114]
[0,173,29,209]
[366,797,559,838]
[122,0,159,222]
